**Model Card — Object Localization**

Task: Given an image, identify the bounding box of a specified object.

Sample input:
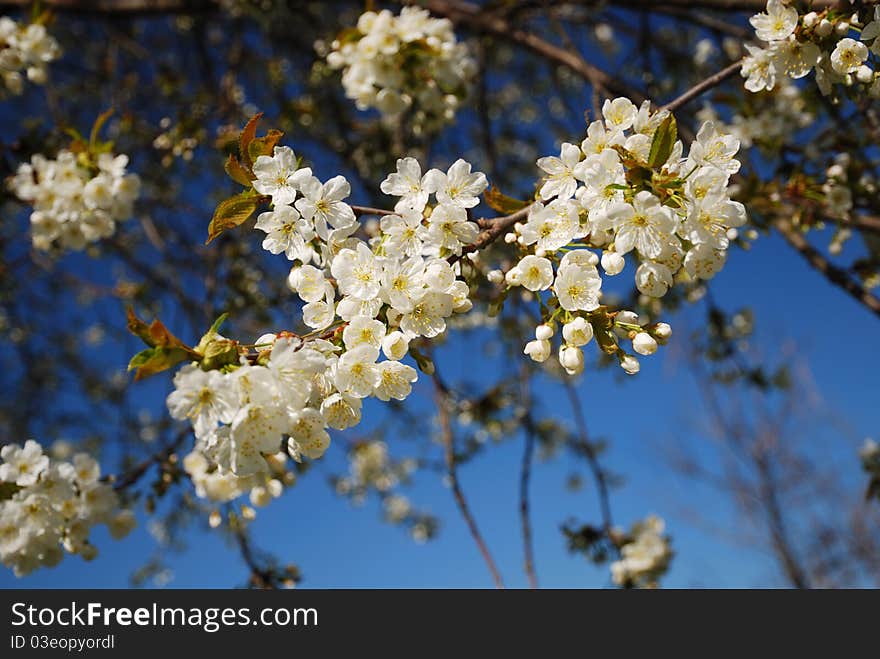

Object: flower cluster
[698,79,813,151]
[9,150,141,252]
[0,16,60,96]
[334,441,415,501]
[0,440,135,577]
[743,0,880,96]
[325,7,475,134]
[332,441,434,540]
[503,97,743,376]
[610,515,673,588]
[167,145,485,482]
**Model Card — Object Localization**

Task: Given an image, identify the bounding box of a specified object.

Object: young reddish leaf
[206,192,265,244]
[126,307,197,353]
[126,308,200,381]
[225,154,254,187]
[238,113,264,169]
[247,129,284,165]
[126,306,154,345]
[484,186,530,215]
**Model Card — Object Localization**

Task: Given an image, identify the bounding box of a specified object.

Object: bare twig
[564,382,614,535]
[423,0,647,103]
[518,372,539,588]
[660,59,743,113]
[432,374,505,588]
[351,205,396,217]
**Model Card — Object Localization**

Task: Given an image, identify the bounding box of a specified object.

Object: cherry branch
[660,60,743,114]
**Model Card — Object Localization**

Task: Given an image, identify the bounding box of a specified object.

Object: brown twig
[564,381,615,535]
[660,59,743,113]
[423,0,647,103]
[432,374,505,588]
[351,205,396,217]
[518,372,539,589]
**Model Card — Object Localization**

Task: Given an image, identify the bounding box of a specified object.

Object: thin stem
[432,375,505,589]
[660,59,743,113]
[519,374,539,589]
[564,381,614,535]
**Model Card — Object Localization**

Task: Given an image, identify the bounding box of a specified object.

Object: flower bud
[619,353,640,375]
[802,11,818,28]
[524,339,551,363]
[601,250,625,275]
[200,339,240,371]
[816,19,833,37]
[835,21,850,37]
[505,267,522,286]
[856,65,874,84]
[632,332,658,356]
[652,322,672,342]
[558,345,584,375]
[382,331,410,360]
[487,269,504,284]
[250,486,272,508]
[255,333,277,352]
[535,324,554,341]
[562,317,594,347]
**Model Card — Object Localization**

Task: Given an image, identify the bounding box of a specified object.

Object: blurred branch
[518,370,539,588]
[0,0,217,13]
[564,381,614,535]
[776,218,880,319]
[423,0,647,103]
[432,373,505,589]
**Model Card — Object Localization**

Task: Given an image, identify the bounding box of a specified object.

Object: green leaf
[247,129,284,165]
[207,313,229,337]
[127,346,191,381]
[647,113,677,169]
[205,192,265,245]
[224,154,254,187]
[484,186,530,215]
